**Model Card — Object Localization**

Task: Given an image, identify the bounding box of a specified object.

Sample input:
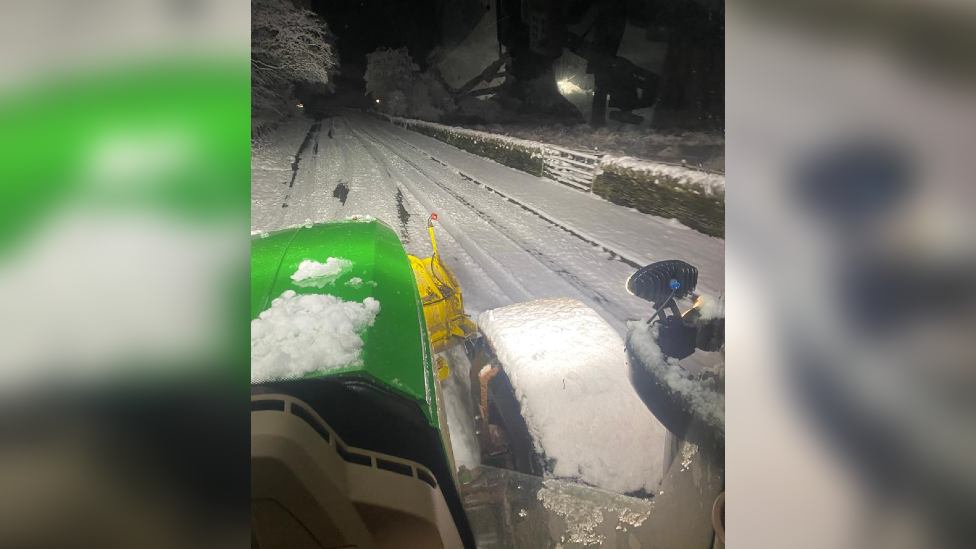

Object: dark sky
[310,0,445,67]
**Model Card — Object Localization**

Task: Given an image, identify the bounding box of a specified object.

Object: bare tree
[251,0,339,122]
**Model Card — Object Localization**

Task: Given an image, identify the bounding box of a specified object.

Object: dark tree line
[494,0,724,129]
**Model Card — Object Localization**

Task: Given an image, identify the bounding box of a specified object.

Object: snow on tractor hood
[478,298,668,495]
[250,220,440,427]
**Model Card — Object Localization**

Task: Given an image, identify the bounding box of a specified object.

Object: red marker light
[431,213,438,221]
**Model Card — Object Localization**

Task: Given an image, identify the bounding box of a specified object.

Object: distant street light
[557,79,588,95]
[375,98,380,104]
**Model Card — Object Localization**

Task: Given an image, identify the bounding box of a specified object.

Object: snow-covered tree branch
[365,48,455,122]
[252,0,339,123]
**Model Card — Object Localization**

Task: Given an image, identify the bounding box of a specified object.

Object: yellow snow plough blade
[409,215,478,354]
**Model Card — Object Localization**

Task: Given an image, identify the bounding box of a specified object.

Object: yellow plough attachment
[408,213,479,354]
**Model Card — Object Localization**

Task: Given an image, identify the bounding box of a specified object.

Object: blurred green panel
[0,57,249,256]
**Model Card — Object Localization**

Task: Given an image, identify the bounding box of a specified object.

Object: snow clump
[291,258,352,286]
[696,294,725,320]
[626,321,725,432]
[251,290,380,383]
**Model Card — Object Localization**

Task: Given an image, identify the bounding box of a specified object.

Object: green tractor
[251,218,476,548]
[250,218,725,548]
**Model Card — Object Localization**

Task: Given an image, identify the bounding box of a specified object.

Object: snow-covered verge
[478,297,667,495]
[251,119,281,146]
[251,117,309,194]
[626,321,725,435]
[377,113,725,238]
[251,290,381,383]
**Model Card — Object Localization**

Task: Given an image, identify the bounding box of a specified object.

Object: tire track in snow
[363,120,645,269]
[341,126,420,245]
[280,124,321,227]
[396,188,410,240]
[346,126,514,311]
[352,123,635,327]
[316,118,395,226]
[359,125,631,322]
[288,122,320,188]
[349,125,533,306]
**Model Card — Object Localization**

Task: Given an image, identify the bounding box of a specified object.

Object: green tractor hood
[251,220,438,426]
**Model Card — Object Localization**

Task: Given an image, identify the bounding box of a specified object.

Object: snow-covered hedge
[468,122,726,172]
[386,116,545,175]
[594,157,725,238]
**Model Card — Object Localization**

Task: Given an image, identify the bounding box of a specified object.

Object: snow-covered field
[251,111,725,492]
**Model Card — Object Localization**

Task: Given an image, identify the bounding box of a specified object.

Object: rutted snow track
[349,123,637,330]
[251,112,725,336]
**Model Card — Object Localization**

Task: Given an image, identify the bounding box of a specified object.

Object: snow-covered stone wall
[594,158,725,238]
[387,115,546,175]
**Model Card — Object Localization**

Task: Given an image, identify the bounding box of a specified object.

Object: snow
[387,115,546,156]
[626,321,725,433]
[536,478,653,546]
[441,344,481,470]
[290,258,352,286]
[467,121,725,172]
[366,48,456,121]
[600,155,724,194]
[251,112,724,481]
[696,294,725,320]
[250,290,381,383]
[370,117,725,300]
[345,277,363,288]
[478,297,668,495]
[251,0,338,121]
[252,112,724,334]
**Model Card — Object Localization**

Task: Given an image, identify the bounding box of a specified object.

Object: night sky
[310,0,445,67]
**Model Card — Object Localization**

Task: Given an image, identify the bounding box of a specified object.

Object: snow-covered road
[252,111,725,474]
[252,112,725,338]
